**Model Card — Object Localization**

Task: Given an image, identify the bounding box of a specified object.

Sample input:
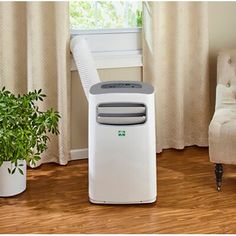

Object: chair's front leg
[215,163,223,191]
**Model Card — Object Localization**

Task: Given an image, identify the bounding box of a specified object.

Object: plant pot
[0,160,26,197]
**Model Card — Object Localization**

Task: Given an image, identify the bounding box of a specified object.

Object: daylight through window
[70,1,142,30]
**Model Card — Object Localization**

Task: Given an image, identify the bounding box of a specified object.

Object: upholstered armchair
[209,50,236,191]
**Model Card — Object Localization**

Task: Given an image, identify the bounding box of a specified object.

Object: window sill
[70,50,142,71]
[71,28,142,36]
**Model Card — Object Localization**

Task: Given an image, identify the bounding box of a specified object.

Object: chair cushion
[209,108,236,164]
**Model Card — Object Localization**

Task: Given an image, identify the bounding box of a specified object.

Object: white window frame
[70,27,143,71]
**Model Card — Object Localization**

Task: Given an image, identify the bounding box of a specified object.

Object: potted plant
[0,87,60,197]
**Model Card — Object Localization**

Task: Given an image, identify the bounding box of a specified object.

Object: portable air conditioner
[89,81,156,204]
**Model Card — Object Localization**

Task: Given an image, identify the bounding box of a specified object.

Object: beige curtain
[0,2,71,165]
[143,2,210,153]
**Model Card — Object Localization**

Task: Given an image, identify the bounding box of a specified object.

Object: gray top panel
[90,81,154,95]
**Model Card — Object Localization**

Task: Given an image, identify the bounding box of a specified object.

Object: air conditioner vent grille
[97,103,146,125]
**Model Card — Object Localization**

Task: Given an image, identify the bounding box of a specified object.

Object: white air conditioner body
[89,81,156,204]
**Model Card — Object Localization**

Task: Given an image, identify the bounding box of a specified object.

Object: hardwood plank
[1,146,236,233]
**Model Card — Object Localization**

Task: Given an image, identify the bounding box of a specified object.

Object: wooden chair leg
[215,164,223,191]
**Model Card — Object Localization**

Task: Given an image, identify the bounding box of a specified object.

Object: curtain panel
[143,2,211,153]
[0,2,71,165]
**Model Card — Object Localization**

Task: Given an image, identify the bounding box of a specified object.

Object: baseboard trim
[70,148,88,160]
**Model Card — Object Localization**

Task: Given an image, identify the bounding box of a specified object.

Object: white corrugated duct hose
[70,36,101,100]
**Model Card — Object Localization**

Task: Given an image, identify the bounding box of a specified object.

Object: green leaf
[18,168,24,175]
[12,168,16,174]
[31,160,36,167]
[34,155,41,161]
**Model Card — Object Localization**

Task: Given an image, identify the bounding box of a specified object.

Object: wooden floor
[2,147,236,233]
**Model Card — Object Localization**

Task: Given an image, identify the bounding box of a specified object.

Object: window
[69,1,143,70]
[70,1,142,30]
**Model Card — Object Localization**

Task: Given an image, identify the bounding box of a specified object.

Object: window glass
[70,1,142,30]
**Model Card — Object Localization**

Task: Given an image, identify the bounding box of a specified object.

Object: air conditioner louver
[97,103,146,125]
